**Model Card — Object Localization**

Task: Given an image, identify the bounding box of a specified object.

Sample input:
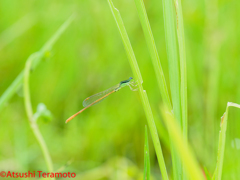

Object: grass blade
[0,13,36,51]
[0,14,74,112]
[133,0,172,110]
[144,126,150,180]
[214,102,240,180]
[23,54,54,176]
[160,106,205,180]
[204,167,211,180]
[174,0,188,178]
[161,0,182,178]
[175,0,188,141]
[107,1,168,179]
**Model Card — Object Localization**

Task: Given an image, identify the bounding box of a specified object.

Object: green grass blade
[23,55,36,121]
[174,0,188,178]
[0,13,36,51]
[107,1,168,179]
[175,0,188,141]
[144,126,150,180]
[23,54,54,176]
[162,0,181,121]
[32,14,75,70]
[133,0,172,110]
[0,72,24,111]
[214,102,240,180]
[155,116,170,149]
[107,0,142,84]
[204,167,211,180]
[212,171,216,180]
[0,14,74,112]
[162,0,182,178]
[160,106,205,180]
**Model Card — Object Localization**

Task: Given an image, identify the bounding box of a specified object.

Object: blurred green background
[0,0,240,179]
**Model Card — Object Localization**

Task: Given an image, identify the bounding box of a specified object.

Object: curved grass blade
[24,54,54,175]
[0,14,74,112]
[214,102,240,180]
